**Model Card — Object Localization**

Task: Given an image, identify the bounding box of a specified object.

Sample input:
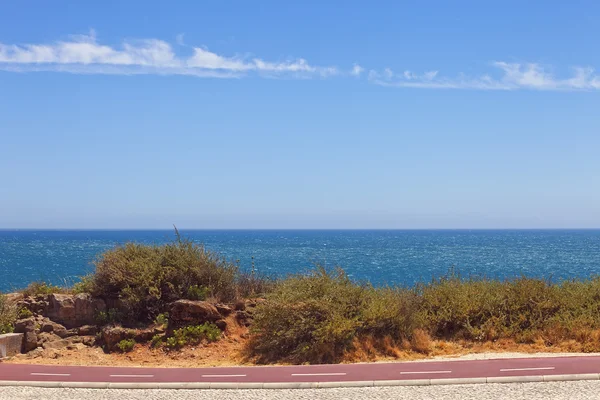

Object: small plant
[154,312,169,326]
[186,285,208,301]
[150,334,164,348]
[96,308,122,325]
[0,324,13,334]
[18,307,33,319]
[21,281,64,297]
[0,293,17,334]
[116,338,136,353]
[71,275,95,294]
[165,336,179,349]
[165,323,221,350]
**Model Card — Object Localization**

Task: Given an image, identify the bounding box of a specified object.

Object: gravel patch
[2,381,600,400]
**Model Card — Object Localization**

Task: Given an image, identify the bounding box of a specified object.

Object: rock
[23,332,38,352]
[77,325,98,336]
[14,317,36,333]
[17,296,48,315]
[134,327,162,343]
[215,304,233,316]
[46,293,106,329]
[26,348,44,359]
[66,342,86,351]
[169,300,221,327]
[43,348,61,359]
[37,332,62,346]
[42,339,70,350]
[100,326,135,352]
[215,319,228,331]
[4,293,24,306]
[234,310,252,327]
[39,320,70,338]
[81,336,96,347]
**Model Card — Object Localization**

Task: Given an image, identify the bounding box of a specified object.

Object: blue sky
[1,1,599,229]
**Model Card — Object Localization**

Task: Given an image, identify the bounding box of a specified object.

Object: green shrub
[186,285,208,301]
[236,270,277,299]
[246,266,600,364]
[95,308,122,325]
[248,267,368,364]
[87,233,239,321]
[72,275,95,294]
[360,286,422,340]
[150,334,164,348]
[0,293,17,334]
[21,281,65,297]
[165,323,221,350]
[154,313,169,326]
[116,338,136,353]
[18,307,33,319]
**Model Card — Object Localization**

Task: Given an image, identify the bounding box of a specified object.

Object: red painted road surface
[1,356,600,383]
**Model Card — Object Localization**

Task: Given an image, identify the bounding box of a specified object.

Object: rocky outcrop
[39,320,70,338]
[100,326,134,352]
[99,325,160,352]
[215,304,233,317]
[13,317,38,353]
[169,300,221,328]
[77,325,98,336]
[234,310,252,327]
[45,293,106,329]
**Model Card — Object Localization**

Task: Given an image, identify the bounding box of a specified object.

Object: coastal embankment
[3,235,600,366]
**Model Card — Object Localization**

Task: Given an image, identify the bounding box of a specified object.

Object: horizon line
[1,228,599,231]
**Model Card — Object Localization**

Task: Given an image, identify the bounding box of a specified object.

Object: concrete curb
[0,374,599,389]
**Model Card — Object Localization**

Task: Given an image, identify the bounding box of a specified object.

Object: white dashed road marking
[400,370,452,375]
[291,373,347,376]
[500,367,555,372]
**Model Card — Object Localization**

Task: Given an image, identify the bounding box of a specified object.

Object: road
[1,355,600,385]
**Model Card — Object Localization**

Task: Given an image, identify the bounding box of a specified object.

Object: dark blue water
[1,230,599,292]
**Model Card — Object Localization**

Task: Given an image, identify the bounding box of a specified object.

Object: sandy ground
[4,337,600,368]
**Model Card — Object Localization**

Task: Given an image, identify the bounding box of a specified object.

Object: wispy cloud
[0,31,337,78]
[369,62,600,91]
[2,32,600,91]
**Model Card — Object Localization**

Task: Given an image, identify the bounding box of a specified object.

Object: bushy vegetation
[165,323,221,350]
[248,267,422,363]
[0,293,17,334]
[154,313,169,326]
[18,307,33,319]
[186,285,208,301]
[150,334,164,348]
[82,233,241,321]
[248,268,600,364]
[116,338,136,353]
[21,281,66,297]
[95,308,123,325]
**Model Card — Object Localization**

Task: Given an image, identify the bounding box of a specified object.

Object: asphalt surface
[1,356,600,384]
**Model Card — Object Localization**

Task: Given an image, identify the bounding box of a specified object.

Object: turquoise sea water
[0,230,599,292]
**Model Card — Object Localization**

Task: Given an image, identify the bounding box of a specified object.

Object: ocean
[0,229,599,292]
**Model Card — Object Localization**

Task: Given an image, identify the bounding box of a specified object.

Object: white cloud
[370,63,600,91]
[351,64,364,76]
[0,33,337,78]
[2,32,600,91]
